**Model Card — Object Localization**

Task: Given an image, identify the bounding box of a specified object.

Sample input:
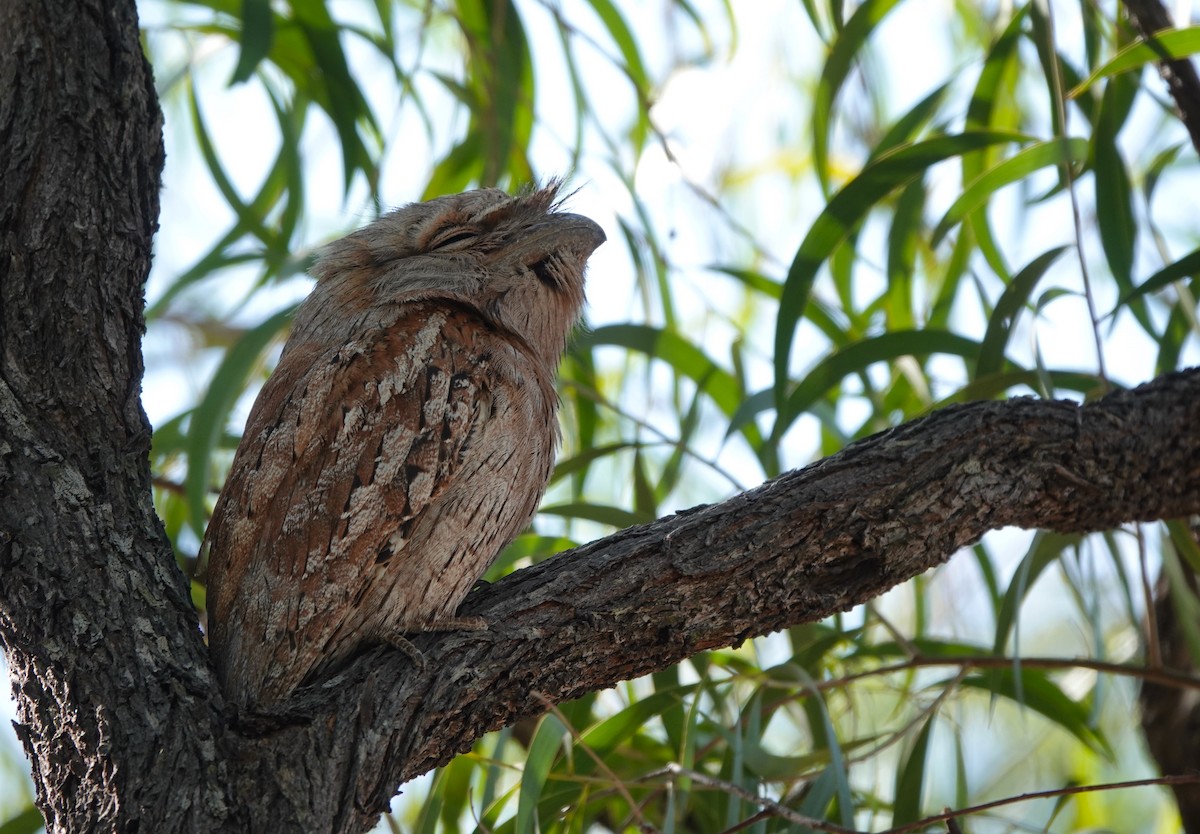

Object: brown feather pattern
[204,184,604,707]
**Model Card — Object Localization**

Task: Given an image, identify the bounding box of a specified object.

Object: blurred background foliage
[5,0,1200,831]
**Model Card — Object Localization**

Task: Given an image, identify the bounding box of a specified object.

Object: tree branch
[230,369,1200,833]
[1120,0,1200,155]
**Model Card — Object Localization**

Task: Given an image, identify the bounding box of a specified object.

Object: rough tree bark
[2,0,1200,833]
[1112,1,1200,828]
[1119,0,1200,154]
[1142,548,1200,834]
[0,0,227,830]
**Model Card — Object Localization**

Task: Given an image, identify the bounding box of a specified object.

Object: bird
[203,182,605,708]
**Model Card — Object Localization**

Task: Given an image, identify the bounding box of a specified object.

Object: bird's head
[312,182,605,363]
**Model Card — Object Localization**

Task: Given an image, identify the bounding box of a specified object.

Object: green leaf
[230,0,274,84]
[436,755,478,832]
[795,767,841,827]
[188,82,261,238]
[632,448,658,518]
[150,411,189,461]
[1155,302,1194,374]
[953,729,969,808]
[927,226,972,327]
[1030,4,1081,135]
[975,246,1070,378]
[1114,247,1200,311]
[577,324,764,452]
[515,715,566,834]
[796,0,831,43]
[993,532,1079,655]
[933,139,1088,247]
[561,344,600,493]
[772,330,985,442]
[884,178,925,331]
[477,727,514,828]
[538,503,651,528]
[1093,79,1138,294]
[774,131,1025,406]
[969,209,1010,282]
[870,82,952,160]
[145,246,265,322]
[934,370,1107,405]
[423,134,485,199]
[291,0,381,195]
[261,82,306,256]
[455,0,533,186]
[967,8,1027,129]
[892,715,934,824]
[963,7,1028,183]
[1070,26,1200,97]
[804,691,855,827]
[0,808,44,834]
[709,265,782,300]
[412,766,448,834]
[1144,142,1185,202]
[487,535,578,579]
[960,669,1112,757]
[1163,524,1200,667]
[550,442,642,485]
[585,0,650,93]
[185,308,295,542]
[579,687,693,756]
[812,0,906,192]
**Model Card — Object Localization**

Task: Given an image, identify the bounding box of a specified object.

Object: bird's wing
[205,301,499,702]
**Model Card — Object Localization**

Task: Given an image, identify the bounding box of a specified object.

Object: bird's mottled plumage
[204,184,604,707]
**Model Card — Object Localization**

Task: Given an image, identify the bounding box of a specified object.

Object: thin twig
[1139,524,1164,668]
[531,692,658,834]
[643,763,865,834]
[778,652,1200,696]
[1038,0,1110,386]
[561,378,749,491]
[881,774,1200,833]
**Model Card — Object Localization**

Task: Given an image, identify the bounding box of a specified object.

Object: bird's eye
[530,257,559,289]
[429,229,477,250]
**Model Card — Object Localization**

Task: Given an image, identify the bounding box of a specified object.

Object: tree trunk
[1141,527,1200,834]
[0,0,227,829]
[3,0,1200,832]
